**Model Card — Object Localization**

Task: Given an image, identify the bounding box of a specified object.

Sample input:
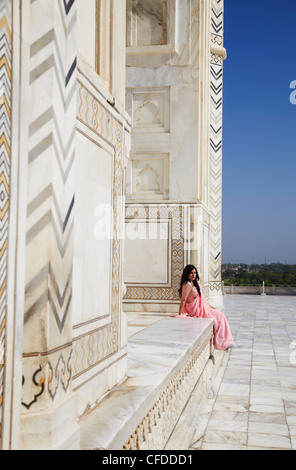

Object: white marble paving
[189,295,296,451]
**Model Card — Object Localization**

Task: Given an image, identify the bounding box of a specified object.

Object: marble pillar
[73,0,131,420]
[208,0,227,309]
[0,0,14,450]
[124,0,226,313]
[1,0,132,450]
[20,0,80,449]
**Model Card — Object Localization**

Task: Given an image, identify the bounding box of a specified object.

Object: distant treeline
[222,263,296,287]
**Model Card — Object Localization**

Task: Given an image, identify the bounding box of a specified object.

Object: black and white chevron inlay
[23,0,77,410]
[209,0,224,285]
[63,0,75,15]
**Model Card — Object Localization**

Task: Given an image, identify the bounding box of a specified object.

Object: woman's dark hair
[179,265,201,297]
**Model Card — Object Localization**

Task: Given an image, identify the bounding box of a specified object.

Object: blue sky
[222,0,296,264]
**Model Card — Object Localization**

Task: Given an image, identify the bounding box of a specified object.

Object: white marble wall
[70,0,132,420]
[73,63,131,417]
[124,0,226,311]
[1,0,226,450]
[20,0,79,450]
[1,0,131,450]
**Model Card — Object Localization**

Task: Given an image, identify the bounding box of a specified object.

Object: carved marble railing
[122,329,213,450]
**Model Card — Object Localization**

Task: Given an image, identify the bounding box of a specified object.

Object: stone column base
[209,286,225,312]
[21,395,80,450]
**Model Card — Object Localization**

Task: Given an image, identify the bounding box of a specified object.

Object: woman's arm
[179,300,186,316]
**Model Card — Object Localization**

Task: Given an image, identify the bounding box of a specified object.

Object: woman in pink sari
[177,265,235,351]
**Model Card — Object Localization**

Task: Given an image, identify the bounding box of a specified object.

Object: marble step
[79,317,214,450]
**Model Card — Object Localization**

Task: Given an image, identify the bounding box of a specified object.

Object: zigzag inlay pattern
[211,0,223,35]
[72,75,125,384]
[0,0,11,449]
[209,0,224,284]
[23,0,77,410]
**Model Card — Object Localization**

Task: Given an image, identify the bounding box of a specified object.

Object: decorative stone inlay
[209,282,223,292]
[0,0,12,449]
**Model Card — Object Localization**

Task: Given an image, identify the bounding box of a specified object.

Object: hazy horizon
[222,261,296,266]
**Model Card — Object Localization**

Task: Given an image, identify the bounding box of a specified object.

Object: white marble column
[20,0,79,450]
[0,0,22,450]
[208,0,227,310]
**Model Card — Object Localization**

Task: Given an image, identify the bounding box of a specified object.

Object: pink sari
[177,292,235,351]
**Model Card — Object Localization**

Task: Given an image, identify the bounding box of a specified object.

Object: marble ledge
[79,317,214,450]
[126,45,172,56]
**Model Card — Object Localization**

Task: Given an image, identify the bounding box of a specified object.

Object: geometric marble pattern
[73,72,125,387]
[72,323,118,380]
[0,0,12,449]
[209,0,224,289]
[22,0,78,411]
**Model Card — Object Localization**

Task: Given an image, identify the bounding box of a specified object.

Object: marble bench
[79,317,218,450]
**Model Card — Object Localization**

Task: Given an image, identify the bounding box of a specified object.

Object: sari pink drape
[177,293,235,351]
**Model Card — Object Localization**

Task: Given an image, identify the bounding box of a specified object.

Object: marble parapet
[79,318,214,450]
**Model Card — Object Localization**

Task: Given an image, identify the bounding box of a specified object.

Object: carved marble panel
[128,153,169,200]
[127,87,170,134]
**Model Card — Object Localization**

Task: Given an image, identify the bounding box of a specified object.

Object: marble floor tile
[218,377,250,385]
[252,364,278,371]
[251,379,281,388]
[213,402,249,413]
[248,412,287,425]
[248,422,290,437]
[215,395,250,406]
[281,391,296,402]
[219,383,250,397]
[202,429,247,447]
[188,295,296,451]
[287,416,296,426]
[250,386,283,399]
[223,369,251,379]
[249,405,285,414]
[248,433,291,450]
[209,410,248,423]
[249,396,283,407]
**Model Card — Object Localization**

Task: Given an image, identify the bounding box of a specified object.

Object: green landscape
[222,263,296,287]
